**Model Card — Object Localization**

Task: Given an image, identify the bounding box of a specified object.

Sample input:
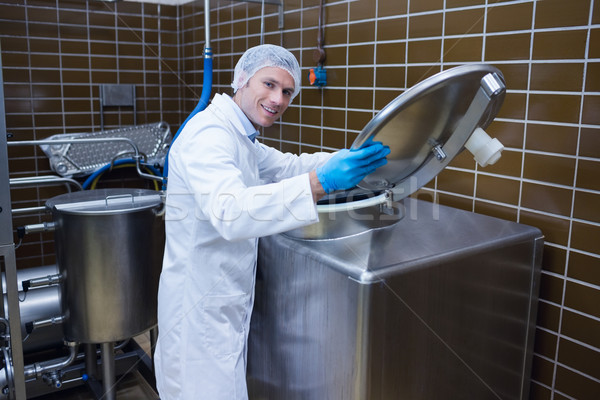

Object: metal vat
[248,199,543,399]
[46,188,165,343]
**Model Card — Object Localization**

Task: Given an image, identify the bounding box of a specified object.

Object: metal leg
[149,326,158,359]
[101,342,116,400]
[84,343,98,380]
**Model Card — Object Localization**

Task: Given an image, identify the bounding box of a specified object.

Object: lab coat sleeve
[255,143,334,183]
[173,125,320,242]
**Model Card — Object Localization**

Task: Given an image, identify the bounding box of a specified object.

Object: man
[154,44,389,399]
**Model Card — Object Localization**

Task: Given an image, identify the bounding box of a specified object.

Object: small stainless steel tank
[46,188,164,343]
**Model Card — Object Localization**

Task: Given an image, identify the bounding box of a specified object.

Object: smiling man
[154,44,390,400]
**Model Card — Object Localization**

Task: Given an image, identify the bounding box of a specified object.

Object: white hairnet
[231,44,301,101]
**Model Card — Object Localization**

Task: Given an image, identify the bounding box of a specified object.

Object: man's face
[234,66,295,128]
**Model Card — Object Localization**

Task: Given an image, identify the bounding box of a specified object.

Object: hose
[162,0,213,189]
[81,159,161,190]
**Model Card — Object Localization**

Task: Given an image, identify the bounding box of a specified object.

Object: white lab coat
[154,93,332,400]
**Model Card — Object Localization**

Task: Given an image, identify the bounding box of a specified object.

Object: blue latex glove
[317,142,390,193]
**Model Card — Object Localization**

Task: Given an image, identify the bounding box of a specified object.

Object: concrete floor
[32,333,158,400]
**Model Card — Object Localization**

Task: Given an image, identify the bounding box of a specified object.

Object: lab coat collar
[213,93,260,142]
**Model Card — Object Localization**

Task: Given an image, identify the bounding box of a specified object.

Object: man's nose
[270,90,283,104]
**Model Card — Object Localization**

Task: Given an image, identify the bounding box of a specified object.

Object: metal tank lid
[350,64,505,200]
[46,188,163,214]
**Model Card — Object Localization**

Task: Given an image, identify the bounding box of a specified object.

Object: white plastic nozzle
[464,127,504,167]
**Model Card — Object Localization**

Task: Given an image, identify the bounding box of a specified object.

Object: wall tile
[443,36,483,62]
[375,66,405,89]
[535,0,591,29]
[437,168,475,196]
[533,30,588,60]
[573,191,600,224]
[497,63,529,91]
[582,95,600,125]
[568,251,600,287]
[348,67,374,88]
[555,365,600,399]
[561,309,600,350]
[378,0,408,18]
[409,13,443,39]
[322,108,346,130]
[525,123,579,155]
[481,149,521,177]
[347,89,373,109]
[520,210,570,246]
[476,174,520,205]
[437,192,473,212]
[322,129,346,149]
[486,33,530,60]
[487,2,533,33]
[374,89,402,110]
[407,39,441,63]
[496,92,526,119]
[473,200,518,222]
[349,21,375,44]
[349,0,376,21]
[523,153,576,186]
[346,109,372,132]
[322,88,347,108]
[445,8,485,36]
[538,272,564,304]
[576,160,600,191]
[528,94,581,125]
[376,42,406,64]
[530,63,584,92]
[377,17,407,42]
[579,128,599,158]
[558,338,600,381]
[521,182,573,217]
[542,245,567,275]
[591,28,600,55]
[409,0,444,13]
[348,43,375,65]
[486,120,524,149]
[531,355,555,389]
[570,221,600,254]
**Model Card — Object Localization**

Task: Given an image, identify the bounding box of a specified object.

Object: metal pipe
[101,342,116,400]
[9,175,83,191]
[10,206,46,215]
[23,341,78,380]
[84,344,98,380]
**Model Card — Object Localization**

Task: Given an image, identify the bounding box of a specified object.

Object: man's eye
[283,90,292,96]
[265,82,274,88]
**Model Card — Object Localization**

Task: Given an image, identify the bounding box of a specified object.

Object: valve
[308,66,327,87]
[42,371,62,388]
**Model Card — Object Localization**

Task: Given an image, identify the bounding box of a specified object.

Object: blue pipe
[82,158,161,189]
[162,47,213,189]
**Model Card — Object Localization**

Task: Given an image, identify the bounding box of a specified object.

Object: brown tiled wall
[2,0,599,398]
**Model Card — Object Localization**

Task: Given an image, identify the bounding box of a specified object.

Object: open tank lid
[46,188,163,214]
[350,64,505,200]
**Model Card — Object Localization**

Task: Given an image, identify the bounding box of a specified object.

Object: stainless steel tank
[46,188,164,343]
[1,265,63,353]
[248,199,543,400]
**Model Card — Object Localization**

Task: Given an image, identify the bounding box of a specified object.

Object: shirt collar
[217,93,259,140]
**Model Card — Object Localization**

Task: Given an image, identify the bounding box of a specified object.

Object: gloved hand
[317,142,390,193]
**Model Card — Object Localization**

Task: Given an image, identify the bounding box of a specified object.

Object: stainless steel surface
[248,199,543,400]
[352,64,505,194]
[101,342,116,400]
[47,188,165,343]
[0,42,28,399]
[284,191,403,240]
[37,122,170,178]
